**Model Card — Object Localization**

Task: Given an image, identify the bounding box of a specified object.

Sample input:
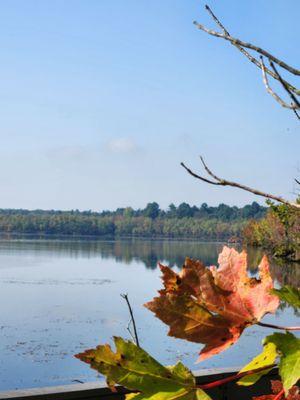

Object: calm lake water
[0,238,299,391]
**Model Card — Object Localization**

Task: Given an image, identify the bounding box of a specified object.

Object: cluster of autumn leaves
[76,247,300,400]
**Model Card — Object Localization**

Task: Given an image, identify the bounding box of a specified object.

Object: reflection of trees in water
[110,240,225,269]
[3,237,298,318]
[245,246,300,287]
[245,246,299,314]
[0,237,223,269]
[0,237,298,285]
[2,237,298,319]
[270,262,300,287]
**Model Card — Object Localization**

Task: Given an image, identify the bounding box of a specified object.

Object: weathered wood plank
[0,367,279,400]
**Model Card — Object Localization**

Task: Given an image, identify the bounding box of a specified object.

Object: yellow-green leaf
[75,337,211,400]
[196,389,212,400]
[237,342,277,386]
[264,332,300,395]
[125,388,211,399]
[126,394,140,400]
[125,388,196,399]
[271,286,300,309]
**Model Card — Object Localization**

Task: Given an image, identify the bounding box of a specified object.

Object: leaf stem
[257,321,300,331]
[196,364,275,390]
[120,293,140,347]
[273,389,285,400]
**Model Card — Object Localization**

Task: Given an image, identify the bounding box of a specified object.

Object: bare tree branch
[194,5,300,99]
[260,57,299,110]
[186,7,300,212]
[257,321,300,331]
[295,178,300,185]
[180,162,220,185]
[193,20,300,76]
[120,293,140,347]
[204,5,229,35]
[181,157,300,210]
[203,5,300,96]
[269,61,300,109]
[293,108,300,120]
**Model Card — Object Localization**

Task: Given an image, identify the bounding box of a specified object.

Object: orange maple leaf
[145,246,279,361]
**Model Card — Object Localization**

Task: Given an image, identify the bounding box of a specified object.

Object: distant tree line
[100,201,266,220]
[0,202,266,240]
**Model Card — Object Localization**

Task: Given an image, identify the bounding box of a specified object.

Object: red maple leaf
[145,246,279,361]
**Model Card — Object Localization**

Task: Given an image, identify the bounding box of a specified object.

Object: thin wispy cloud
[45,145,90,160]
[106,137,138,154]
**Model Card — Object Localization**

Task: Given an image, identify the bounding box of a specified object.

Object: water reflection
[0,238,224,268]
[0,237,298,285]
[0,237,299,391]
[246,246,300,286]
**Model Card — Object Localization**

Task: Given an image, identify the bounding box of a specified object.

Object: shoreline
[0,232,232,243]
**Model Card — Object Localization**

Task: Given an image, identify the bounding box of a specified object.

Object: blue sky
[0,0,299,211]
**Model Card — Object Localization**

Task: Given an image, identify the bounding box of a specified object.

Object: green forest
[0,201,266,240]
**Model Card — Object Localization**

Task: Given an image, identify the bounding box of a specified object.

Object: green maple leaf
[126,389,211,399]
[265,332,300,395]
[75,337,211,400]
[237,342,277,386]
[271,286,300,309]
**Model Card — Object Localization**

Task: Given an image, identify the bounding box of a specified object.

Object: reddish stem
[196,364,275,390]
[257,321,300,331]
[273,388,285,400]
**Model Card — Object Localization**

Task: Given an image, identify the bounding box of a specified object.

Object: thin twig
[257,321,300,331]
[72,379,84,384]
[270,61,300,108]
[293,108,300,120]
[120,293,140,347]
[295,178,300,185]
[196,364,275,390]
[181,157,300,210]
[193,20,300,76]
[203,5,300,96]
[180,162,219,185]
[260,57,298,109]
[126,319,135,343]
[204,5,229,35]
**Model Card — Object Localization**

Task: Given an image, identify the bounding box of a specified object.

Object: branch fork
[194,4,300,119]
[181,157,300,210]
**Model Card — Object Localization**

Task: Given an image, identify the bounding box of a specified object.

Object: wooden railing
[0,367,279,400]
